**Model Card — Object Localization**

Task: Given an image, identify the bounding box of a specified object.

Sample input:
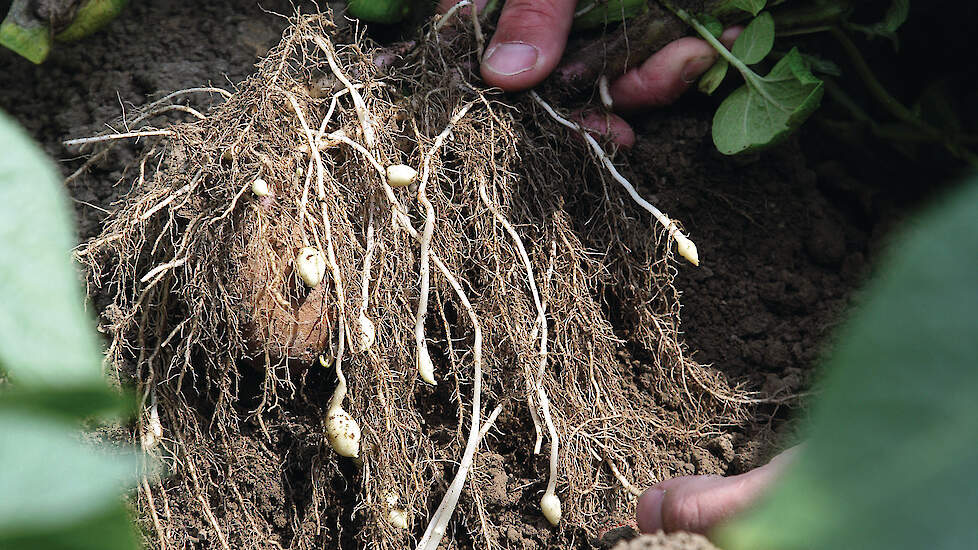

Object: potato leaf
[712,48,824,154]
[731,11,774,64]
[697,13,724,38]
[712,0,767,17]
[699,57,729,95]
[0,411,141,541]
[345,0,411,24]
[718,178,978,550]
[848,0,910,49]
[0,111,104,389]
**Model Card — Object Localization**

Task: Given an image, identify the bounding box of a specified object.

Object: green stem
[828,27,978,165]
[675,8,785,111]
[771,2,846,30]
[675,10,749,75]
[829,27,924,131]
[776,25,833,37]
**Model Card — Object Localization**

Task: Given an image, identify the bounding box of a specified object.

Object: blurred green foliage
[0,111,141,550]
[719,178,978,549]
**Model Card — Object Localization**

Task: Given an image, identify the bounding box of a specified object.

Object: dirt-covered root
[78,9,750,550]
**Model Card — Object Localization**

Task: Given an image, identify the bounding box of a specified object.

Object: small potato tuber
[386,164,418,187]
[541,492,562,526]
[321,355,361,458]
[251,177,271,197]
[295,246,327,287]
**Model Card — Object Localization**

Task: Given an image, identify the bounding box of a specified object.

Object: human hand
[438,0,739,146]
[636,445,799,535]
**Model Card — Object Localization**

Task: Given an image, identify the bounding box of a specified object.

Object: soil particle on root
[71,9,756,550]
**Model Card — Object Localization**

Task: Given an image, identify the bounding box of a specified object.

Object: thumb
[480,0,576,91]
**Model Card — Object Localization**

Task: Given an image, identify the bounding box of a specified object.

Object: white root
[529,91,700,266]
[414,247,483,550]
[286,91,359,459]
[538,390,562,525]
[477,180,562,525]
[313,35,376,149]
[140,397,164,451]
[327,131,491,550]
[413,103,475,385]
[63,129,174,147]
[604,453,643,498]
[357,199,377,352]
[598,75,614,110]
[434,0,485,58]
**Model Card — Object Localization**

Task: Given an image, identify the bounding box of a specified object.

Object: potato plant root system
[0,1,899,549]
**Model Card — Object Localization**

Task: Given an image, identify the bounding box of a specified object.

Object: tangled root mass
[80,11,749,550]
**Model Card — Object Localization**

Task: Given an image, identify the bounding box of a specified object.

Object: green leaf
[0,111,104,389]
[799,52,842,77]
[0,1,52,64]
[712,48,824,154]
[727,0,767,17]
[0,501,141,550]
[731,12,775,64]
[697,13,724,38]
[879,0,910,33]
[572,0,648,30]
[698,57,729,95]
[55,0,129,43]
[718,179,978,550]
[0,410,141,535]
[847,0,910,50]
[0,385,133,421]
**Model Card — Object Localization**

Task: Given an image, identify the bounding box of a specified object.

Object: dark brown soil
[0,1,941,548]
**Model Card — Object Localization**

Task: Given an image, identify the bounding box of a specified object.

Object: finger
[610,27,741,111]
[636,446,797,535]
[577,111,636,148]
[480,0,576,91]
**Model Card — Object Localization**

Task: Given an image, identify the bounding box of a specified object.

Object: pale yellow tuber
[417,345,436,385]
[541,492,562,526]
[674,233,699,266]
[320,355,361,458]
[386,164,418,187]
[295,246,326,287]
[251,177,271,197]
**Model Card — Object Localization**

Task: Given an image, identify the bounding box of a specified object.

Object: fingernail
[483,42,539,76]
[636,488,666,533]
[681,55,716,83]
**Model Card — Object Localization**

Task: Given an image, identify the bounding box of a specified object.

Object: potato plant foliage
[0,111,140,550]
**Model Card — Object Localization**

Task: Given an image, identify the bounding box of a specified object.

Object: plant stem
[776,25,833,37]
[675,9,787,112]
[829,27,925,132]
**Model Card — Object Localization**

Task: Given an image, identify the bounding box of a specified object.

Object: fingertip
[636,487,665,533]
[609,36,718,111]
[577,111,636,148]
[481,41,545,89]
[480,0,575,91]
[720,26,743,49]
